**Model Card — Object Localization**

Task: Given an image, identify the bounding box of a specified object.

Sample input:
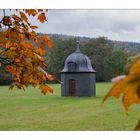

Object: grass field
[0,83,140,130]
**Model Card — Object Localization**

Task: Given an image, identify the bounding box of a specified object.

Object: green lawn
[0,83,139,130]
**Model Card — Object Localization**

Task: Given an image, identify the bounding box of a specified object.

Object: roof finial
[75,40,81,53]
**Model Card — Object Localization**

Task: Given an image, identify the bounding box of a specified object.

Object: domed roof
[61,43,96,73]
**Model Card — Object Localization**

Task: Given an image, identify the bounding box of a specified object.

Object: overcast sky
[1,10,140,42]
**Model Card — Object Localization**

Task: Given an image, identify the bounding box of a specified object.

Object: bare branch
[3,9,5,17]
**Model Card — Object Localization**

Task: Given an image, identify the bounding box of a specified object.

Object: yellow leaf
[122,82,140,111]
[5,41,13,48]
[20,11,28,22]
[31,10,38,16]
[12,15,22,22]
[30,30,37,37]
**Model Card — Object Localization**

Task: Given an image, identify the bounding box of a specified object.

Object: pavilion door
[69,79,76,96]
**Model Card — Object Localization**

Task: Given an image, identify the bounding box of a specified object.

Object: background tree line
[46,36,129,82]
[0,34,139,84]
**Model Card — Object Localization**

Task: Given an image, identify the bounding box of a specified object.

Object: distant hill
[38,33,140,52]
[109,40,140,52]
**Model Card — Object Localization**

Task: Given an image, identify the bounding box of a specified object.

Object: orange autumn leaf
[19,33,25,40]
[40,84,53,94]
[7,28,19,39]
[25,9,38,16]
[129,59,140,74]
[35,47,45,55]
[103,58,140,130]
[25,10,32,15]
[44,35,52,48]
[47,39,52,48]
[0,9,56,95]
[14,58,21,63]
[30,26,38,29]
[102,58,140,111]
[135,119,140,130]
[2,16,12,26]
[21,74,30,85]
[38,13,47,23]
[20,42,33,49]
[5,66,18,75]
[122,83,140,111]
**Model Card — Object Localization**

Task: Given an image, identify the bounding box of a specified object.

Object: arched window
[67,62,77,72]
[69,79,76,96]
